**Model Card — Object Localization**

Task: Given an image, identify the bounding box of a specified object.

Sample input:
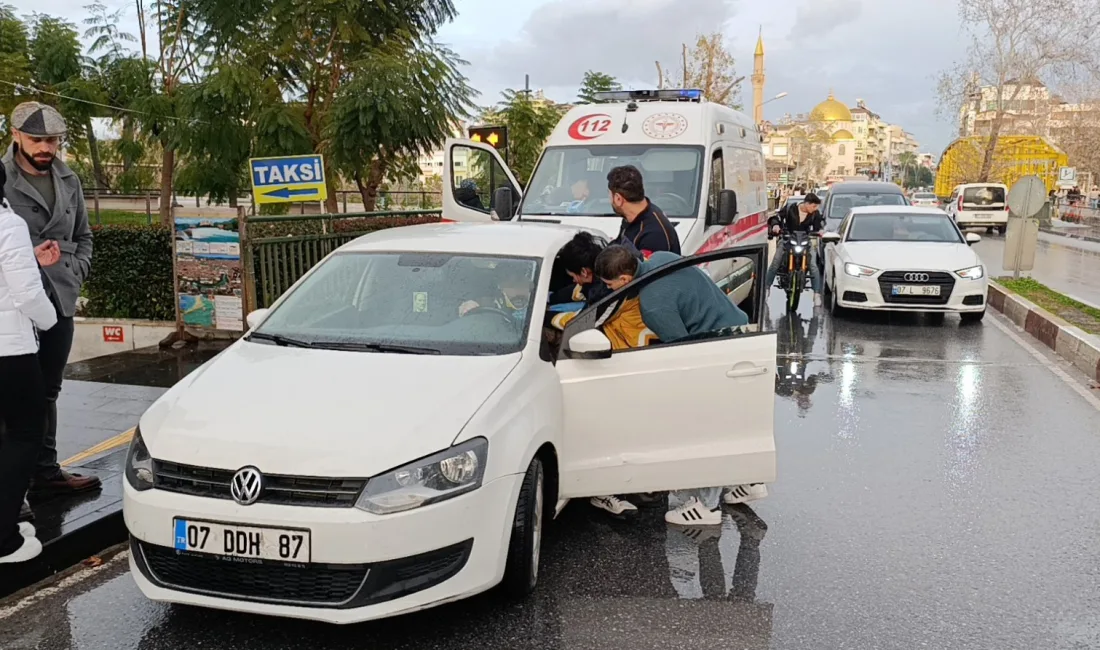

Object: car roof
[340,222,590,257]
[848,206,949,216]
[827,182,905,195]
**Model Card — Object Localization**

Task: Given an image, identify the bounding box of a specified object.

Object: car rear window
[913,193,936,199]
[962,186,1006,206]
[827,192,906,220]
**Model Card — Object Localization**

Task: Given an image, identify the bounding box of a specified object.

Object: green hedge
[83,225,176,321]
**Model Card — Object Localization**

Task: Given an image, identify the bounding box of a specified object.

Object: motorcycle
[775,231,814,312]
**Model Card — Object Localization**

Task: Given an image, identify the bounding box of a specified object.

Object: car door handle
[726,364,768,379]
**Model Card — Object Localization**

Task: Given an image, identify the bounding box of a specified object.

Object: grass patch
[88,209,155,226]
[997,277,1100,334]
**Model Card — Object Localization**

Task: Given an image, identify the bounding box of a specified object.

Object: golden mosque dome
[832,129,855,141]
[811,91,853,123]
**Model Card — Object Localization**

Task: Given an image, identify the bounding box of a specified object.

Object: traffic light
[468,125,508,151]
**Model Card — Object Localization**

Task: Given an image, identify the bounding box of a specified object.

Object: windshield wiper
[309,341,442,355]
[248,332,314,348]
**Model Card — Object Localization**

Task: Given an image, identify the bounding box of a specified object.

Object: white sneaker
[723,484,768,505]
[18,522,35,537]
[814,293,823,306]
[0,535,43,564]
[590,495,638,517]
[665,498,721,526]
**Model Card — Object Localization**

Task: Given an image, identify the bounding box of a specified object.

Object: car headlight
[356,438,488,515]
[956,265,985,280]
[125,428,154,491]
[844,263,878,277]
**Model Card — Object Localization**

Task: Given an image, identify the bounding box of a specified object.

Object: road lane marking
[60,427,135,467]
[988,314,1100,412]
[0,551,129,618]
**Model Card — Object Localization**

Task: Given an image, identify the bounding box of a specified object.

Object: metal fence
[242,210,442,310]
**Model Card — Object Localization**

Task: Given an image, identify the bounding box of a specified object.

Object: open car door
[442,138,522,222]
[554,245,777,498]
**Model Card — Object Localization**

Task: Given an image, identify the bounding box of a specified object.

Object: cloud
[461,0,738,101]
[789,0,864,39]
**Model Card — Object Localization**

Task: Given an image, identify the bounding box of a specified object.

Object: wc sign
[249,154,329,205]
[102,326,125,343]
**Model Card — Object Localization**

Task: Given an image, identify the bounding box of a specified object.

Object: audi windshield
[520,145,704,218]
[847,214,964,244]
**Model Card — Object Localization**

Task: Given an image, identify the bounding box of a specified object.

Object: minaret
[752,28,765,123]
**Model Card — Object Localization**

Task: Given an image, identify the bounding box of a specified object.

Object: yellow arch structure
[935,135,1068,197]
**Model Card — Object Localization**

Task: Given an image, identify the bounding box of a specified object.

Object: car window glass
[962,186,1006,205]
[846,214,964,243]
[706,148,724,225]
[520,144,705,218]
[257,252,540,356]
[557,248,766,359]
[451,145,517,214]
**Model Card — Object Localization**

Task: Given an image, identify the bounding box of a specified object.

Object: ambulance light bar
[592,89,705,103]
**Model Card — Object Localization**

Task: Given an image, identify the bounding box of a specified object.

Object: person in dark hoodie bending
[606,165,681,258]
[595,245,768,527]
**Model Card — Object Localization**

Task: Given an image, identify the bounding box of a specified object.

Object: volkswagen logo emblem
[903,272,930,282]
[230,467,264,506]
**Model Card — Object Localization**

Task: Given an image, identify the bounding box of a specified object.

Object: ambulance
[441,89,771,257]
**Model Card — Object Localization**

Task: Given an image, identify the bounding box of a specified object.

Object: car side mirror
[965,232,981,245]
[568,329,612,360]
[716,189,738,226]
[821,232,841,245]
[246,308,270,330]
[492,187,515,221]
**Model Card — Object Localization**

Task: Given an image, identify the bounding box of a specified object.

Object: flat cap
[11,102,67,137]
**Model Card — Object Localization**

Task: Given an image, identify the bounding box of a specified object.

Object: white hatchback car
[822,207,988,323]
[123,222,778,624]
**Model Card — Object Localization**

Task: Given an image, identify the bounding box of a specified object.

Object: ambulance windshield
[521,145,704,218]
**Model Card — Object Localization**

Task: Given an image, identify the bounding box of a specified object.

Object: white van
[944,183,1009,234]
[442,89,770,256]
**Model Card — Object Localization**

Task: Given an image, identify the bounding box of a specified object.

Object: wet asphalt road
[4,298,1100,650]
[973,230,1100,307]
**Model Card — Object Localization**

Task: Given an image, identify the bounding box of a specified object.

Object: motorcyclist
[766,192,824,306]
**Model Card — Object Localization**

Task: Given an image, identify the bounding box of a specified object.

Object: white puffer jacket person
[0,166,58,565]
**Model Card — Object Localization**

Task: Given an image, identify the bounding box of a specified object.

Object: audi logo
[903,273,930,282]
[230,467,264,505]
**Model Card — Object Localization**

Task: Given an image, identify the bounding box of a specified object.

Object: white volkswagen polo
[822,206,988,322]
[123,222,777,624]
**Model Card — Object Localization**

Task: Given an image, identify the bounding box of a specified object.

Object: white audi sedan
[822,206,988,323]
[123,222,777,624]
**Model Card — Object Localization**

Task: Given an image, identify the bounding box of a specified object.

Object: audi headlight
[955,265,985,280]
[844,263,878,277]
[356,438,488,515]
[125,428,154,491]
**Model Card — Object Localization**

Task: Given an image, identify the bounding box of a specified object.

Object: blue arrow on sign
[263,187,320,199]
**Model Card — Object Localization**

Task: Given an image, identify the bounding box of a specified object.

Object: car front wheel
[961,309,986,324]
[501,457,544,599]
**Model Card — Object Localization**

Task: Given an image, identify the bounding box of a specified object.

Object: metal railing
[242,210,442,309]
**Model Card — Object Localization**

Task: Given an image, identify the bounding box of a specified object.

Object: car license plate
[892,284,941,296]
[173,518,311,562]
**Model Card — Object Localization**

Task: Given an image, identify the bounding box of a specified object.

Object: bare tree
[656,33,742,109]
[788,122,832,185]
[936,0,1100,181]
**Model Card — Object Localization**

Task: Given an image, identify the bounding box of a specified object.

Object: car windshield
[962,186,1006,205]
[827,192,907,220]
[847,213,963,243]
[253,252,540,356]
[521,145,704,218]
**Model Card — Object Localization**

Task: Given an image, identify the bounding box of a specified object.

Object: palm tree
[896,152,918,188]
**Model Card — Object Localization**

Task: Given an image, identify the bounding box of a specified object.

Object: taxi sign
[250,155,328,205]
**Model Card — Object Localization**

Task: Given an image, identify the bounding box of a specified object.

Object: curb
[1040,226,1100,244]
[988,282,1100,383]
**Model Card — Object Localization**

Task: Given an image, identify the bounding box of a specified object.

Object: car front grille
[154,460,367,508]
[132,538,473,609]
[877,271,955,306]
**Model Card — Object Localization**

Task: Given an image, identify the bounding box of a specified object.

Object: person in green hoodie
[594,245,767,527]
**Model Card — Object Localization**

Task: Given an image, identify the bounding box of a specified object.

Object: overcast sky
[7,0,965,153]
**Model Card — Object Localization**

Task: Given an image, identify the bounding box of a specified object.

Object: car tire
[960,309,986,324]
[997,226,1006,235]
[501,457,544,599]
[830,286,846,318]
[927,312,946,325]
